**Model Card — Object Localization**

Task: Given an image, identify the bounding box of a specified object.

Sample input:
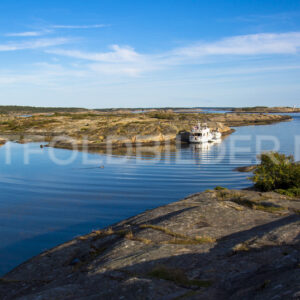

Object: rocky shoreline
[1,189,299,300]
[0,138,6,146]
[0,112,292,150]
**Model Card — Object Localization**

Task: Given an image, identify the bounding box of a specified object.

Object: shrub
[214,186,227,191]
[251,152,300,194]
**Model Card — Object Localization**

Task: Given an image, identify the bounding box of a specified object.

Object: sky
[0,0,300,108]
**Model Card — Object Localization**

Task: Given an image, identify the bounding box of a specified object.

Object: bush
[251,152,300,194]
[214,186,227,191]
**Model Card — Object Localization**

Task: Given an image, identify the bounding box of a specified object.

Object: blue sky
[0,0,300,108]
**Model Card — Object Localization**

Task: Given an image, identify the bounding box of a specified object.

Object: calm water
[0,114,299,275]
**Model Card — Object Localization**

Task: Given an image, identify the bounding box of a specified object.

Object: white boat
[189,123,222,143]
[211,130,222,141]
[189,123,212,143]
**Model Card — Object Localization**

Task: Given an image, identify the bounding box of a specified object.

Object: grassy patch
[214,186,228,191]
[166,236,215,245]
[0,118,58,131]
[254,204,286,213]
[232,242,250,252]
[85,227,154,245]
[148,112,176,120]
[140,224,187,239]
[70,113,99,120]
[133,237,153,244]
[231,197,285,213]
[123,230,153,244]
[148,265,212,288]
[140,224,215,244]
[275,188,300,198]
[216,190,238,200]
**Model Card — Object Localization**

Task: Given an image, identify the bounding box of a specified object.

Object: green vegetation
[231,196,286,213]
[140,224,215,244]
[251,152,300,197]
[149,112,176,120]
[0,105,86,114]
[275,188,300,197]
[70,113,99,120]
[233,106,268,112]
[214,186,227,191]
[148,265,212,288]
[0,118,58,131]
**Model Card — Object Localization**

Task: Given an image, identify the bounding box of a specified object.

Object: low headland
[0,153,299,299]
[0,106,292,149]
[231,106,300,113]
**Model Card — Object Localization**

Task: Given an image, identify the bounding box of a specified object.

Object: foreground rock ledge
[1,189,299,300]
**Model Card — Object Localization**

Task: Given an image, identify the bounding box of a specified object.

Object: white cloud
[51,24,108,29]
[45,32,300,76]
[0,38,69,52]
[4,23,107,37]
[47,45,161,76]
[48,45,141,63]
[172,32,300,57]
[2,31,300,80]
[5,31,47,37]
[88,64,146,77]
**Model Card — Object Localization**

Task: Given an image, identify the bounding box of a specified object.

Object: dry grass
[140,224,216,244]
[254,204,286,213]
[106,227,114,234]
[224,202,244,211]
[124,231,134,239]
[231,197,286,214]
[232,242,250,252]
[123,228,155,244]
[140,224,187,239]
[79,227,154,245]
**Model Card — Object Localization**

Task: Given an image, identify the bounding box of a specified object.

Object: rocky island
[0,108,292,149]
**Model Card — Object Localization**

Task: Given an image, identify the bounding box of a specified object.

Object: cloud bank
[44,32,300,76]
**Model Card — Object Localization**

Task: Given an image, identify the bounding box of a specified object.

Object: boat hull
[189,136,211,143]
